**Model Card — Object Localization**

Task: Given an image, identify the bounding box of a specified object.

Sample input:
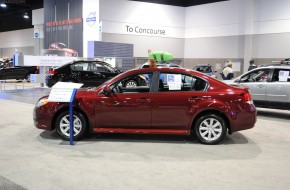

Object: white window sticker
[169,84,181,90]
[167,74,182,85]
[279,70,289,82]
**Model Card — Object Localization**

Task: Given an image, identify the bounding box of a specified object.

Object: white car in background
[225,65,290,110]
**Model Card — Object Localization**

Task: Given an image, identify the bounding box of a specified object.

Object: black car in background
[46,60,146,87]
[0,61,39,82]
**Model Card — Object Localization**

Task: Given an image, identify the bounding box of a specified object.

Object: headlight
[35,98,48,108]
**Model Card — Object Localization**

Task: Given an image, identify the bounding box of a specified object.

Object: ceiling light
[0,3,7,7]
[23,13,29,19]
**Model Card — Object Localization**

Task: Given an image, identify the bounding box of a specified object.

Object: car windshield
[102,62,121,73]
[57,43,67,49]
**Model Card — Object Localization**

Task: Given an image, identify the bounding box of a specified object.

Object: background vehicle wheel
[125,80,138,87]
[55,111,87,141]
[193,114,227,145]
[25,74,30,82]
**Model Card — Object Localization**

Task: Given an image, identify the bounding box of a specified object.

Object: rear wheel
[55,111,87,141]
[193,114,227,145]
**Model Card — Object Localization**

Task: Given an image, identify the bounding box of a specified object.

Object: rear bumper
[230,103,257,133]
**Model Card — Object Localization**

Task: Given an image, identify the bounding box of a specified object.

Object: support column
[243,0,255,73]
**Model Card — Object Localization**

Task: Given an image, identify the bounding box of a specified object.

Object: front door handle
[188,96,202,103]
[257,84,265,88]
[137,97,151,103]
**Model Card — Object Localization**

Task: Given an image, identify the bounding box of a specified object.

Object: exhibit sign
[24,55,77,67]
[101,21,184,38]
[48,82,83,103]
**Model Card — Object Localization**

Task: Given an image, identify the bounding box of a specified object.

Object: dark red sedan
[33,67,257,145]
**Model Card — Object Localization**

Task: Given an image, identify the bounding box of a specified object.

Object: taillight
[49,69,57,75]
[239,92,252,103]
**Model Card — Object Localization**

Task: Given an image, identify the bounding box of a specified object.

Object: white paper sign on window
[169,84,181,90]
[167,74,182,90]
[167,74,181,84]
[278,70,289,82]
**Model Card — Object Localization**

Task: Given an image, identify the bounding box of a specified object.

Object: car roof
[129,67,210,78]
[194,64,212,67]
[58,60,110,68]
[258,64,290,68]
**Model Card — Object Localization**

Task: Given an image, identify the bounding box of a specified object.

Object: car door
[0,67,23,79]
[94,72,153,129]
[151,72,207,130]
[237,68,271,105]
[265,68,290,108]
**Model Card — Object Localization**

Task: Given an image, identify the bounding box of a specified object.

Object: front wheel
[55,111,87,141]
[193,114,227,145]
[125,80,138,87]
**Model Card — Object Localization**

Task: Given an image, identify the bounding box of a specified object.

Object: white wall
[0,29,34,48]
[100,0,185,58]
[0,28,34,58]
[100,0,185,28]
[184,0,290,59]
[185,0,290,38]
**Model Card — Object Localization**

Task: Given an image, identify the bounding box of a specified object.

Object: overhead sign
[24,55,77,67]
[101,21,184,38]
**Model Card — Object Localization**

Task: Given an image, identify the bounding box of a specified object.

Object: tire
[125,80,138,87]
[25,74,30,82]
[55,111,87,141]
[193,114,227,145]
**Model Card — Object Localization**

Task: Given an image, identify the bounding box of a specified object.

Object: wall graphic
[43,0,83,57]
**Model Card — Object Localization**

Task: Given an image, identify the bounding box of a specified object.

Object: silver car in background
[227,65,290,110]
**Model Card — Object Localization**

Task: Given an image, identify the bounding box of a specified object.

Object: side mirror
[103,85,111,96]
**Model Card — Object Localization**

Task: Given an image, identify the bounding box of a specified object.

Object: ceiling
[0,0,227,33]
[130,0,228,7]
[0,0,43,32]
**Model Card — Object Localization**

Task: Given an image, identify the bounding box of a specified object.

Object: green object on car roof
[149,51,174,62]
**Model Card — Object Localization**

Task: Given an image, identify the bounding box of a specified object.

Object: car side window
[272,69,290,82]
[88,63,108,72]
[110,72,151,94]
[71,63,89,71]
[240,69,270,83]
[158,72,206,92]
